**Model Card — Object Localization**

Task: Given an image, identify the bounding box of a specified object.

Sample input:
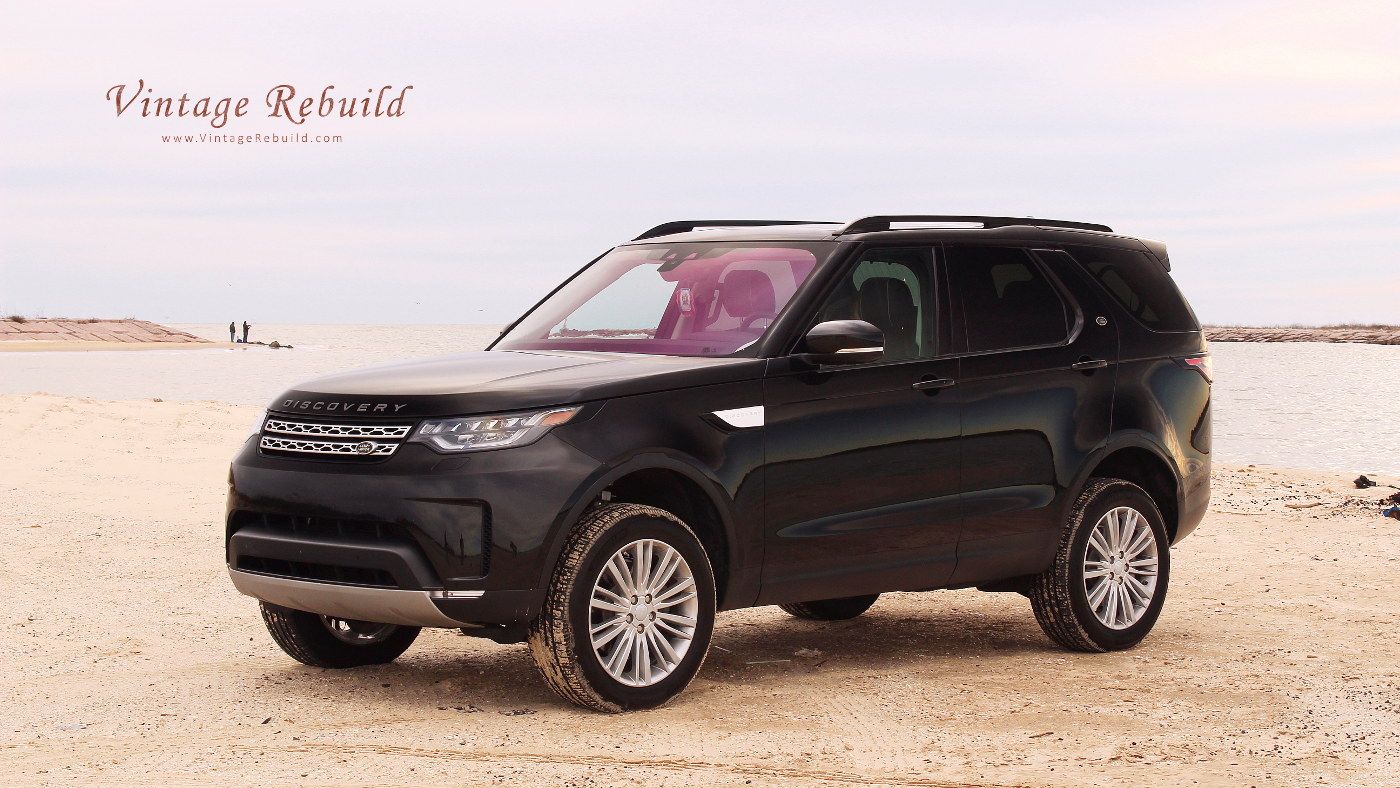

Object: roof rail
[633,219,838,241]
[836,215,1112,235]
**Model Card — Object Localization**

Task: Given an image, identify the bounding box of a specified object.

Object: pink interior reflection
[496,244,829,356]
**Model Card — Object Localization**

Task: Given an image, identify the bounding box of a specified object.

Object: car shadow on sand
[249,596,1079,713]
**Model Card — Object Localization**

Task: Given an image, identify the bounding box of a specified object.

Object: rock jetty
[0,319,208,344]
[1204,326,1400,345]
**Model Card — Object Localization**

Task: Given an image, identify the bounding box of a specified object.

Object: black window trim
[942,242,1085,359]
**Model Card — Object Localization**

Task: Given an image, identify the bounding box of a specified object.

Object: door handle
[913,377,956,390]
[1071,358,1108,371]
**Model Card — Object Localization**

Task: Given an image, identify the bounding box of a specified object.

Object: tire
[259,602,421,668]
[1028,478,1171,652]
[779,593,880,621]
[528,503,717,713]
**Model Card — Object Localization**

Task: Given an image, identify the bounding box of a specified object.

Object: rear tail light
[1176,354,1212,382]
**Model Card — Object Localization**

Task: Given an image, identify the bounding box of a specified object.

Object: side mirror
[797,320,884,366]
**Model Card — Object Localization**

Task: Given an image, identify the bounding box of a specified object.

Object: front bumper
[226,430,603,626]
[229,568,477,627]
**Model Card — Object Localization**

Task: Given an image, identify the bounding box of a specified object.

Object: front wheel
[259,602,420,668]
[1028,478,1170,652]
[528,503,716,712]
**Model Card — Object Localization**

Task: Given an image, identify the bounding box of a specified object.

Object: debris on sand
[1355,475,1379,489]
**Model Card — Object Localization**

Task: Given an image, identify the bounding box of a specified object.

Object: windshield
[494,242,834,356]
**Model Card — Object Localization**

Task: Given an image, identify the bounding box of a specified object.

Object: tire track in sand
[0,741,1029,787]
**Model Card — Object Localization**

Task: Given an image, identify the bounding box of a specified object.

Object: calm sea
[1,323,1397,475]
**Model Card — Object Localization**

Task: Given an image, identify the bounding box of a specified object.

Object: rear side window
[947,245,1070,353]
[1064,245,1198,332]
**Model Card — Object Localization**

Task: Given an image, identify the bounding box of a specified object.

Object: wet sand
[2,393,1398,787]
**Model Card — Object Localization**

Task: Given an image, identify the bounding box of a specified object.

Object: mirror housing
[797,320,884,366]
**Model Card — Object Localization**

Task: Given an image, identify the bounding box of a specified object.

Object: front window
[809,247,935,361]
[495,242,835,356]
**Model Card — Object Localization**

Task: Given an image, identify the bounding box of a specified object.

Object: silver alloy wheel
[320,616,398,645]
[588,538,699,687]
[1083,506,1160,630]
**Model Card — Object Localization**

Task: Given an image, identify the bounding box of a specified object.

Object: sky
[1,0,1397,326]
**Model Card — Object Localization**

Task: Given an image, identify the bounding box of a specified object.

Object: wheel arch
[541,452,746,610]
[1079,438,1183,542]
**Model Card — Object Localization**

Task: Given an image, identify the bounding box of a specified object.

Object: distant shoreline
[0,318,218,351]
[1204,326,1400,345]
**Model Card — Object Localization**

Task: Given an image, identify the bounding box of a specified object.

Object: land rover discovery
[226,215,1211,712]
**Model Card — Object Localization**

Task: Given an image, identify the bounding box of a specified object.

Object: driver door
[758,246,962,604]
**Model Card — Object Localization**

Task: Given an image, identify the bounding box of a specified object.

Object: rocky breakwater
[1205,325,1400,345]
[0,318,209,344]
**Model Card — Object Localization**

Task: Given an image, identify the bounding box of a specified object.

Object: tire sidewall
[1066,482,1171,650]
[566,512,716,710]
[260,602,420,668]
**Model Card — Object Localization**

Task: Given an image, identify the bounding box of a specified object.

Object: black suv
[226,215,1211,712]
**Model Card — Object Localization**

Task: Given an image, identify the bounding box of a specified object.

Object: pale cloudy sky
[1,1,1397,325]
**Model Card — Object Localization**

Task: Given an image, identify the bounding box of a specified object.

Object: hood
[268,350,764,417]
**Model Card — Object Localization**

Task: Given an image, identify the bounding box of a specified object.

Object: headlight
[409,406,581,453]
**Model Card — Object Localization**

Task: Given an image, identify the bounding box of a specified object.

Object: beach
[2,390,1399,787]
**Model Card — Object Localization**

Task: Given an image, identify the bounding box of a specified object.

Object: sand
[2,392,1398,787]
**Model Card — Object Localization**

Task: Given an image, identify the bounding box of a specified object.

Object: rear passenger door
[944,243,1118,585]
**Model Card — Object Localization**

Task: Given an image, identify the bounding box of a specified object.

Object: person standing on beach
[229,321,236,342]
[242,321,251,343]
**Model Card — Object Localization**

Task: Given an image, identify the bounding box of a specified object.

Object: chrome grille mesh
[257,417,415,458]
[263,419,412,438]
[260,436,398,456]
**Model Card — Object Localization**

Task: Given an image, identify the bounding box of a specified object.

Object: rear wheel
[259,602,420,668]
[529,503,716,712]
[779,593,880,621]
[1028,478,1170,652]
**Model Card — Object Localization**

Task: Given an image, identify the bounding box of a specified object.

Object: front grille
[257,416,415,459]
[228,512,425,589]
[259,436,398,456]
[263,419,412,438]
[233,511,409,542]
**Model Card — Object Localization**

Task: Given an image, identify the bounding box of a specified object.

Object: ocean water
[1208,341,1400,476]
[1,324,1397,474]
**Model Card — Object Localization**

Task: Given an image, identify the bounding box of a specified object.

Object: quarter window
[1062,245,1198,332]
[948,245,1070,353]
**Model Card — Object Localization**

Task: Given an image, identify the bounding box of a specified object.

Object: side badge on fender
[710,406,764,429]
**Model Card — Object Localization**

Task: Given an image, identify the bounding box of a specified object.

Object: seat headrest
[721,270,776,317]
